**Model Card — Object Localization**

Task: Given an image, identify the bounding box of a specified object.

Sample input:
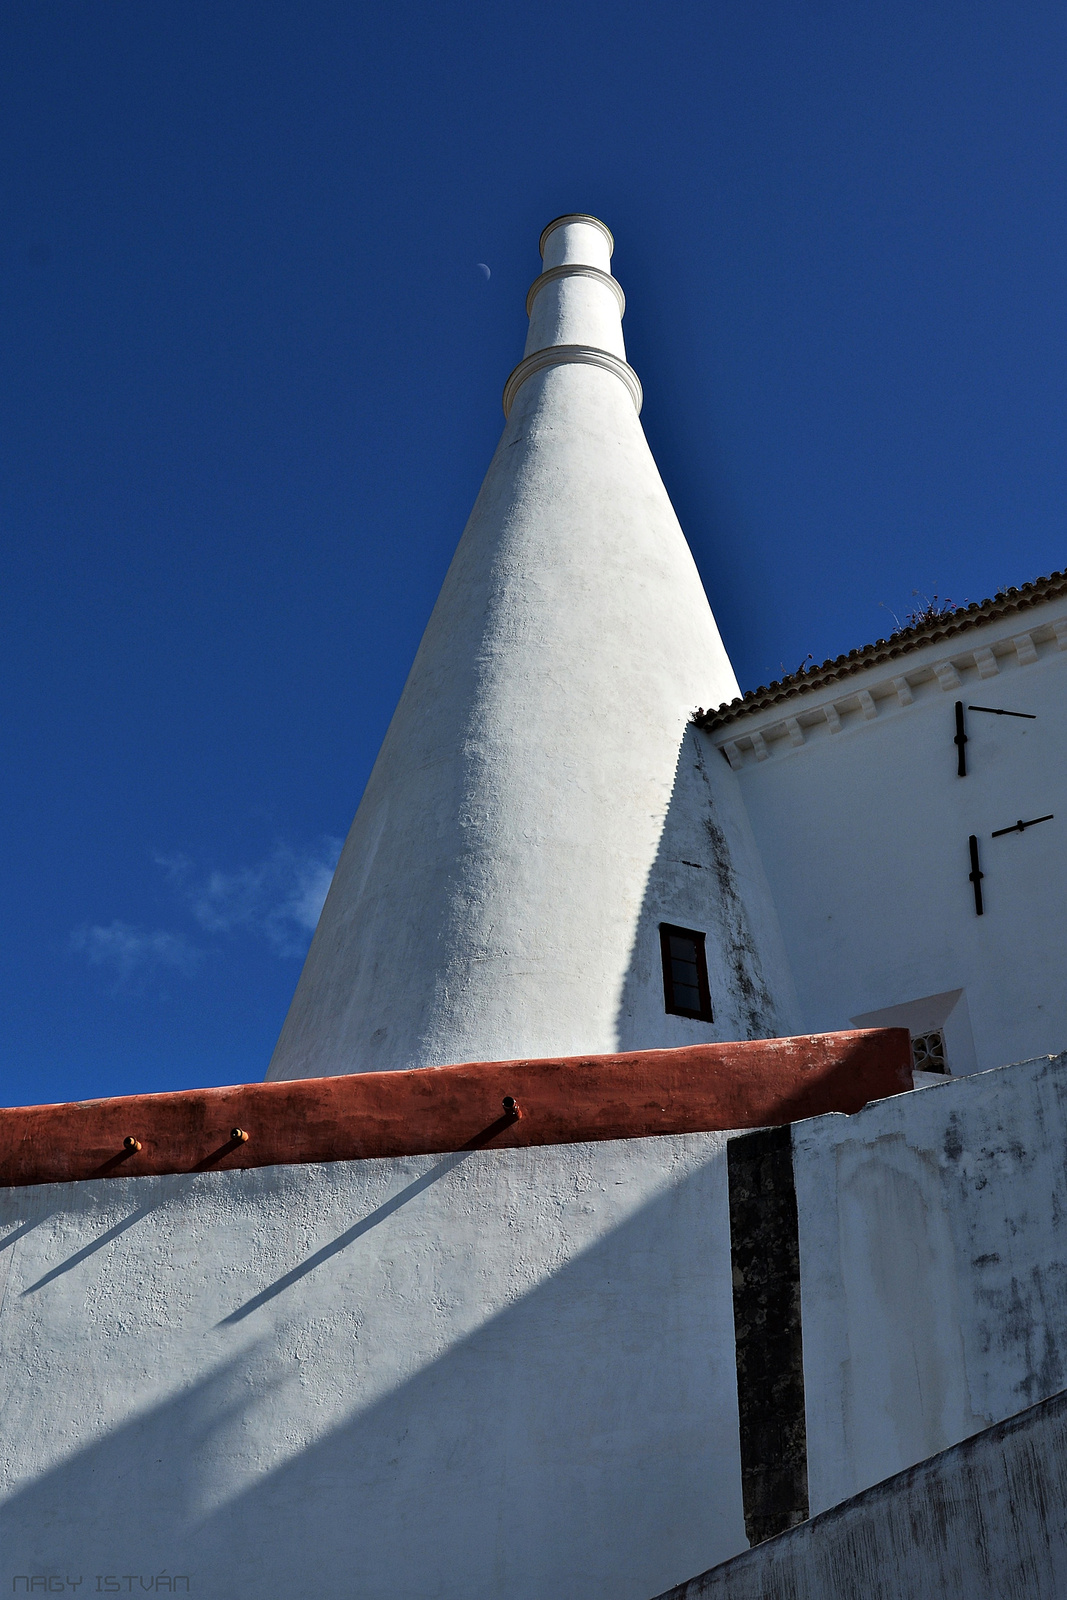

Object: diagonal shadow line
[463,1113,517,1148]
[22,1204,157,1294]
[91,1147,143,1178]
[1,1218,40,1253]
[218,1151,474,1326]
[194,1136,245,1171]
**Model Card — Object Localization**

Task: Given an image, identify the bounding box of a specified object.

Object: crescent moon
[477,263,491,280]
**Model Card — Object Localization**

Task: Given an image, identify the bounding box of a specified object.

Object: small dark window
[659,923,713,1021]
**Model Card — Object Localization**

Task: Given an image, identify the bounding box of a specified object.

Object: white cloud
[70,921,203,981]
[73,838,344,986]
[157,837,343,958]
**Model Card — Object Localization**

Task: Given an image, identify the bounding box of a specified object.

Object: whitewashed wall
[795,1050,1067,1513]
[616,724,800,1049]
[0,1133,746,1600]
[653,1386,1067,1600]
[712,599,1067,1072]
[7,1056,1067,1596]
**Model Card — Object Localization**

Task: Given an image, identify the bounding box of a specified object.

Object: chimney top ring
[539,214,615,259]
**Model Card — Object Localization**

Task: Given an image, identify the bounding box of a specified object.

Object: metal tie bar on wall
[966,816,1053,912]
[968,706,1037,719]
[955,703,1036,778]
[991,814,1054,838]
[958,703,1043,911]
[954,702,968,777]
[968,835,984,915]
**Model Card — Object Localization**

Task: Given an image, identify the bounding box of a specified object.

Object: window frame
[659,922,714,1022]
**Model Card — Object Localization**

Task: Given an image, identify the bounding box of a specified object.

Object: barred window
[659,924,713,1022]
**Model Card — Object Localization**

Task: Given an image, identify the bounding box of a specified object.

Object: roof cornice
[697,569,1067,732]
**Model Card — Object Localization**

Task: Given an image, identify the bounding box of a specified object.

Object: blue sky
[2,1,1065,1106]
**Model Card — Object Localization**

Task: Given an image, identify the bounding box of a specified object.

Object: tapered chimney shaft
[267,216,740,1080]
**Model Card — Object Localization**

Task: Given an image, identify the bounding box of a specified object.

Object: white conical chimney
[267,215,741,1080]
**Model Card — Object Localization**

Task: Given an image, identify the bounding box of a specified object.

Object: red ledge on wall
[0,1029,912,1189]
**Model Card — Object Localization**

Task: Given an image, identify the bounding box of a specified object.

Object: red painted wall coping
[0,1029,912,1189]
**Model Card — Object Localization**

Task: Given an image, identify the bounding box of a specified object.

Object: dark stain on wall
[702,813,775,1038]
[943,1113,964,1164]
[687,732,777,1038]
[727,1124,809,1547]
[652,1384,1067,1599]
[613,725,801,1048]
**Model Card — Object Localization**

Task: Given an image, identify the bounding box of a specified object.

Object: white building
[699,571,1067,1079]
[3,215,1067,1599]
[271,212,1067,1090]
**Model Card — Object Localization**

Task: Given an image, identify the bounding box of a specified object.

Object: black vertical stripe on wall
[968,835,985,915]
[954,701,968,777]
[727,1124,809,1546]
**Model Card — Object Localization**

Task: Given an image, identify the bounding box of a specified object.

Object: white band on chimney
[502,344,643,418]
[525,265,626,319]
[539,214,615,259]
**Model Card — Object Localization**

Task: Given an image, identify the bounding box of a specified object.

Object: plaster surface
[524,268,626,357]
[617,725,800,1049]
[715,599,1067,1071]
[0,1133,747,1600]
[794,1049,1067,1511]
[653,1385,1067,1600]
[540,214,614,272]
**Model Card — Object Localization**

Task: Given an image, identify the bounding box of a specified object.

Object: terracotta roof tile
[696,569,1067,732]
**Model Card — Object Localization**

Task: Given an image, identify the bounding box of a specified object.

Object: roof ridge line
[696,568,1067,732]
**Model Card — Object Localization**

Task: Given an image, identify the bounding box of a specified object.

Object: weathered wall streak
[702,815,773,1037]
[832,1139,982,1490]
[650,1386,1067,1600]
[795,1051,1067,1513]
[689,725,784,1039]
[615,728,800,1051]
